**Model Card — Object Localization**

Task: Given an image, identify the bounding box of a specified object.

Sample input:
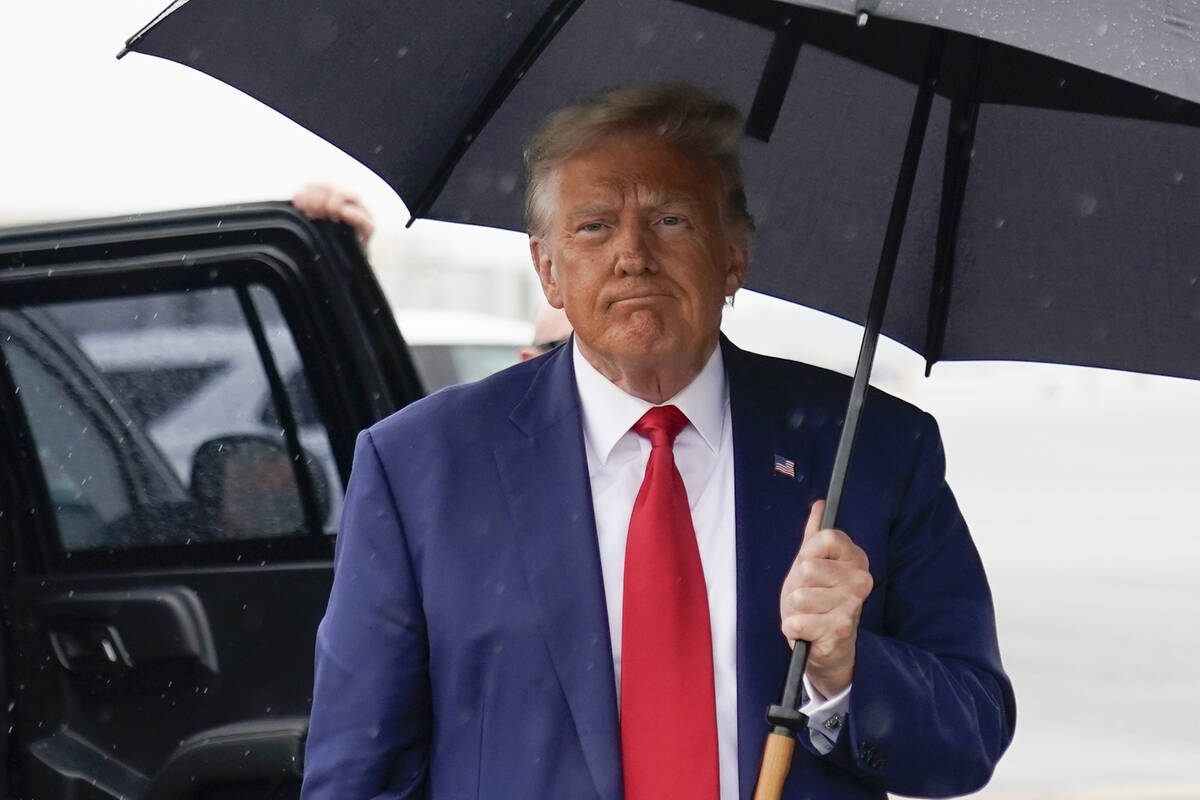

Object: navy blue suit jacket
[302,337,1015,799]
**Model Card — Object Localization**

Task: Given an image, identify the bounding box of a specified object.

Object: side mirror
[190,434,331,538]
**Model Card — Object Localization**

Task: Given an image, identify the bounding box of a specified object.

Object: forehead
[550,132,721,210]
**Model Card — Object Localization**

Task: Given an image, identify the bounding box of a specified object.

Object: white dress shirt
[572,341,849,799]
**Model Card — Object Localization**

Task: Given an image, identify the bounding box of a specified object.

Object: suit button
[858,741,891,770]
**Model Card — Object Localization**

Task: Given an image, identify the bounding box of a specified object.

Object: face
[529,132,747,380]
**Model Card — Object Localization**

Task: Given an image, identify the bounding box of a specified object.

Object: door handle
[36,586,220,674]
[48,621,133,674]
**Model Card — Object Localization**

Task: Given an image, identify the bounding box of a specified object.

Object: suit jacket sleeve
[799,411,1016,797]
[301,429,431,800]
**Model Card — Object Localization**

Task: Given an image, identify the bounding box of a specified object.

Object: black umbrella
[119,1,1200,796]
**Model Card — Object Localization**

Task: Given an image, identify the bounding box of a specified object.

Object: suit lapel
[494,344,622,800]
[723,340,828,800]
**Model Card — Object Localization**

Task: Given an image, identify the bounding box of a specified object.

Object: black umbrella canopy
[125,0,1200,381]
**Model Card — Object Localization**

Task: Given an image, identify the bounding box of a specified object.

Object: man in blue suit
[301,83,1014,799]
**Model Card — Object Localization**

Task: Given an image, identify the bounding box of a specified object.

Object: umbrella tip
[116,46,130,60]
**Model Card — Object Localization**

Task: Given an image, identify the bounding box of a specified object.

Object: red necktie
[621,405,719,800]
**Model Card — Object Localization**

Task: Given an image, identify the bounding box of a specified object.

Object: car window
[0,283,342,558]
[2,319,147,551]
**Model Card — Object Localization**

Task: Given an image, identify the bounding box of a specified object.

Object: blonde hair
[523,83,755,249]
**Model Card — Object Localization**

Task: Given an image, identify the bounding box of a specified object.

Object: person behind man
[520,301,574,361]
[301,83,1014,799]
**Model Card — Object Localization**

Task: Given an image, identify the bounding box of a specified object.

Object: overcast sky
[0,0,534,283]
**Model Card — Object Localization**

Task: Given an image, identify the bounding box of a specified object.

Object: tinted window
[1,284,342,556]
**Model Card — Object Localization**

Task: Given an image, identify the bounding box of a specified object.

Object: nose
[612,222,655,276]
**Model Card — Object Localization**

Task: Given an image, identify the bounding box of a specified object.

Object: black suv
[0,204,427,799]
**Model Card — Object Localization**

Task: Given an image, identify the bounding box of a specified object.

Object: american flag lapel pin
[773,455,795,478]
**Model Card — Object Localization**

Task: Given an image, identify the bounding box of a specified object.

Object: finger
[789,557,871,592]
[803,499,825,543]
[782,586,843,616]
[800,526,857,562]
[788,562,873,600]
[292,183,332,215]
[337,203,375,243]
[322,188,349,218]
[781,611,857,648]
[296,191,337,221]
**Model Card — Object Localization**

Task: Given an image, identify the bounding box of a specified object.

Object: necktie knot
[632,405,689,449]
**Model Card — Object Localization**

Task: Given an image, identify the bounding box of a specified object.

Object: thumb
[803,499,826,545]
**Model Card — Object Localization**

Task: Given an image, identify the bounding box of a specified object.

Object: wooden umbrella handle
[752,732,796,800]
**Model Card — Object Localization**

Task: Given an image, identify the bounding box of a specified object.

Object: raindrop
[1170,170,1184,185]
[1077,194,1098,216]
[396,46,409,58]
[994,217,1006,229]
[1096,21,1109,36]
[1037,295,1053,310]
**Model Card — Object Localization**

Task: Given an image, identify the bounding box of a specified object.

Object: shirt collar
[573,337,728,466]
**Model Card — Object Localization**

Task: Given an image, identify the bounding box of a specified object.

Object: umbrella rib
[746,20,805,142]
[406,0,587,227]
[116,0,188,59]
[925,39,985,376]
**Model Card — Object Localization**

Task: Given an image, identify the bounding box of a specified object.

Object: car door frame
[0,203,424,799]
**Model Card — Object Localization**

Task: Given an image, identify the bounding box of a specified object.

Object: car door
[0,204,424,800]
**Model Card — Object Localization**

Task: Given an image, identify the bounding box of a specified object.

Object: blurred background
[3,2,1199,797]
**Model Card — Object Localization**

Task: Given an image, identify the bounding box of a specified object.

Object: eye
[579,222,606,233]
[659,215,685,226]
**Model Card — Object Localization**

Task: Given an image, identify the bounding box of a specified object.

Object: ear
[530,236,565,309]
[723,240,748,297]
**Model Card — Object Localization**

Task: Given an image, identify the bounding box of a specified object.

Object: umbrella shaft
[756,27,947,800]
[825,29,946,527]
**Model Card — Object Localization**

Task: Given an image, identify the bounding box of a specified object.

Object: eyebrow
[568,202,617,219]
[567,191,697,219]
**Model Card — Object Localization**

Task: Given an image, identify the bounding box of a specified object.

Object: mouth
[609,293,672,307]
